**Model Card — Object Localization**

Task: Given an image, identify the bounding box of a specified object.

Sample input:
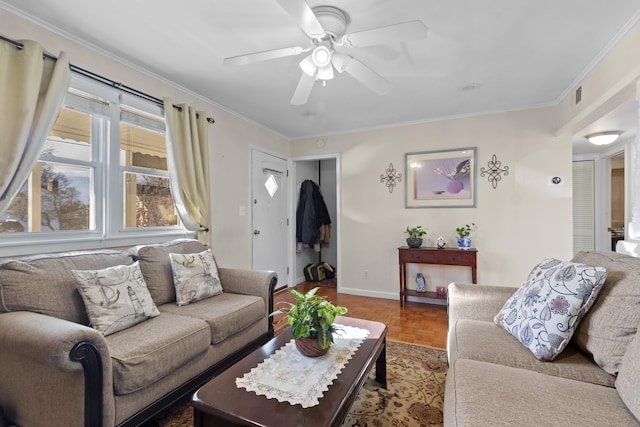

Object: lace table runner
[235,324,370,408]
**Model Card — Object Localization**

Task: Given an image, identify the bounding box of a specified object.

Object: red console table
[398,247,477,307]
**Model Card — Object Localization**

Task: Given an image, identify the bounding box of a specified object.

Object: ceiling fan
[223,0,428,105]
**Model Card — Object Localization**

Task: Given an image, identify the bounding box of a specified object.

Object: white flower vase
[457,236,472,250]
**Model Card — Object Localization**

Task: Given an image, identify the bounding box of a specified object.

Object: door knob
[254,230,260,235]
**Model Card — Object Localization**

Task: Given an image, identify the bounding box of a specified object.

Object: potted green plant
[405,225,427,248]
[272,287,348,357]
[455,223,477,250]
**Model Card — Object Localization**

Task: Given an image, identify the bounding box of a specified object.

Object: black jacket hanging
[296,180,331,247]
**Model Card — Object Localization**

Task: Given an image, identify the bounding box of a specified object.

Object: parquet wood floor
[273,282,449,349]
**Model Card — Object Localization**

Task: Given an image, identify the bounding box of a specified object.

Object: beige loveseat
[444,251,640,426]
[0,239,276,427]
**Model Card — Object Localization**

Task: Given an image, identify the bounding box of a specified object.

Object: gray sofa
[444,251,640,427]
[0,239,277,427]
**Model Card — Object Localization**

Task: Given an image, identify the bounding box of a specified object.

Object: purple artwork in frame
[405,147,476,208]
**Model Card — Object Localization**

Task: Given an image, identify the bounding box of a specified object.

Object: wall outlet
[364,270,368,280]
[239,206,246,216]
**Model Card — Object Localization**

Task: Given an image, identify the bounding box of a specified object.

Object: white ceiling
[2,0,640,142]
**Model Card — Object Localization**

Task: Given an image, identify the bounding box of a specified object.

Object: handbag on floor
[303,263,325,282]
[303,262,336,282]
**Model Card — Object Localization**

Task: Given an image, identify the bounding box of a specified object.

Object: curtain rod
[1,34,215,124]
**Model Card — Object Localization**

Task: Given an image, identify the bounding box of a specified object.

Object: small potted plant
[405,226,427,248]
[455,223,477,250]
[271,287,348,357]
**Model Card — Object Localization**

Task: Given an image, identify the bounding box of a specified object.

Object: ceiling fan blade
[342,57,392,95]
[274,0,326,39]
[224,46,308,66]
[291,72,316,105]
[340,20,428,48]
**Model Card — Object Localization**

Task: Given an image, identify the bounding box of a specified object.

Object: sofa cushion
[169,248,223,306]
[158,293,265,344]
[73,262,160,336]
[134,239,209,305]
[571,251,640,375]
[0,249,134,324]
[494,258,606,361]
[106,312,211,395]
[443,358,640,427]
[449,319,615,387]
[616,329,640,420]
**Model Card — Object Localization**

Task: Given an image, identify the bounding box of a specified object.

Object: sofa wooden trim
[71,341,104,427]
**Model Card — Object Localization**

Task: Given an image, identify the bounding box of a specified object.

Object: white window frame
[0,74,192,258]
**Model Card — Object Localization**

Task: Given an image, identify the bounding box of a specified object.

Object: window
[0,74,185,254]
[120,108,176,228]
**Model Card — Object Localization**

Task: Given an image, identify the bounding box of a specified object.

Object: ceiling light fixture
[585,131,623,145]
[299,55,317,77]
[311,45,332,67]
[299,45,335,82]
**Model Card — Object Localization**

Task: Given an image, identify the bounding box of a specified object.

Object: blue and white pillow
[494,258,607,361]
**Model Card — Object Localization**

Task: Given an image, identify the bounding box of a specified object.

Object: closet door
[573,160,595,254]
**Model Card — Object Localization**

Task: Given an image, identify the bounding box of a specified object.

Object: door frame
[290,153,341,291]
[595,142,629,252]
[250,146,290,288]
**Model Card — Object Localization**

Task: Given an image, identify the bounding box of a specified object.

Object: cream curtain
[163,97,211,245]
[0,40,71,215]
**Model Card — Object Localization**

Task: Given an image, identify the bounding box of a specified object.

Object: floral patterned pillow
[169,249,223,306]
[494,258,607,361]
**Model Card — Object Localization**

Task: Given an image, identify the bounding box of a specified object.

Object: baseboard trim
[337,287,398,300]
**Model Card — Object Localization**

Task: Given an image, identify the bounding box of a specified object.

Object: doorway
[609,152,625,251]
[292,155,340,289]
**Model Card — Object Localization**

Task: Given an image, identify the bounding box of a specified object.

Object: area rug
[151,340,447,427]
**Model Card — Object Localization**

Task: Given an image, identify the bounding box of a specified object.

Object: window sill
[0,229,196,260]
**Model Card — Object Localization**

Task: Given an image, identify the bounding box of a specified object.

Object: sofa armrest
[218,268,277,330]
[447,283,519,328]
[0,311,114,427]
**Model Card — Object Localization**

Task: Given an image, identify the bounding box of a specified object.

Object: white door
[251,149,288,288]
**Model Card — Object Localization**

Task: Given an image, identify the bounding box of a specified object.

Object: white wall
[556,20,640,136]
[0,8,290,269]
[291,106,573,298]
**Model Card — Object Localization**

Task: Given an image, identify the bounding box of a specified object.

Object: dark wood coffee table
[192,316,387,427]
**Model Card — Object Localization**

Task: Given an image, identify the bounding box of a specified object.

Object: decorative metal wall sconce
[380,163,402,193]
[480,154,509,189]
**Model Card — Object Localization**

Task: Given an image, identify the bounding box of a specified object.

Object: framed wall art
[405,147,476,208]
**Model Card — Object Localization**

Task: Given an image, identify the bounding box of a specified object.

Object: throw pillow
[73,261,160,336]
[615,331,640,420]
[133,239,209,305]
[494,258,607,361]
[169,249,223,306]
[570,250,640,375]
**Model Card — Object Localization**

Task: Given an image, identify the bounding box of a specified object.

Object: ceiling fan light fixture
[585,131,623,145]
[299,54,317,77]
[316,64,334,80]
[311,45,332,67]
[331,52,351,73]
